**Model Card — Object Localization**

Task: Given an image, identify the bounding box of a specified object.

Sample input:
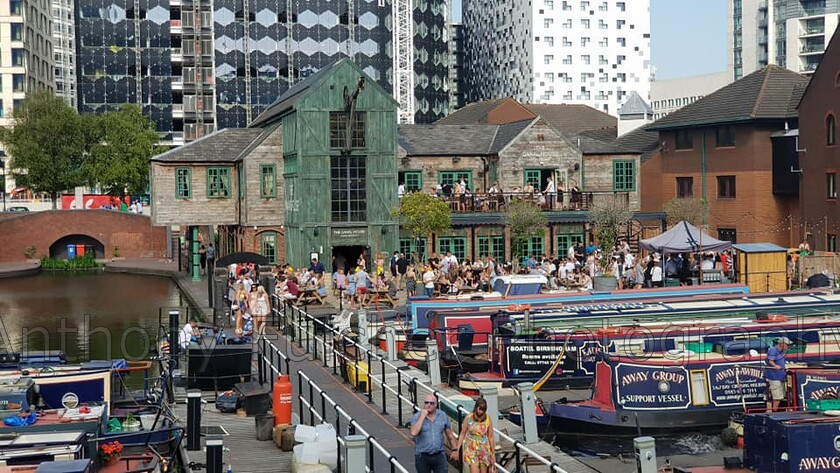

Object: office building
[75,0,449,145]
[462,0,651,115]
[448,21,464,111]
[650,72,730,119]
[51,0,75,106]
[729,0,840,80]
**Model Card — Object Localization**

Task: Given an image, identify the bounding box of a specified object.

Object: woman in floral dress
[451,397,496,472]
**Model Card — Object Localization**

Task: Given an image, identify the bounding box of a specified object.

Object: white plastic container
[293,443,321,465]
[319,450,338,470]
[315,423,336,442]
[294,424,318,443]
[140,414,157,430]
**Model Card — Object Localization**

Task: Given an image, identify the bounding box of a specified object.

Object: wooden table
[297,288,324,305]
[369,290,396,307]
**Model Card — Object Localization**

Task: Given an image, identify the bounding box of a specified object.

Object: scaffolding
[391,0,414,124]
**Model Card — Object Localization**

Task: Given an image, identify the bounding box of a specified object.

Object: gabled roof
[618,92,653,116]
[434,98,519,125]
[398,119,534,156]
[614,126,662,162]
[248,64,336,128]
[648,65,809,130]
[436,98,616,134]
[151,128,267,163]
[522,103,617,133]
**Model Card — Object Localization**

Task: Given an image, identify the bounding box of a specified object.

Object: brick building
[645,66,808,247]
[797,28,840,252]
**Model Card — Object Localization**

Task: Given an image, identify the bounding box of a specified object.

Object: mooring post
[342,435,367,473]
[424,339,441,387]
[206,434,224,473]
[186,390,202,451]
[634,436,657,473]
[480,385,499,443]
[385,323,397,361]
[168,309,180,358]
[517,382,538,444]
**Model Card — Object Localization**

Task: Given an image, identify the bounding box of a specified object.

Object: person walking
[451,397,495,473]
[765,337,791,412]
[199,245,207,275]
[206,243,216,276]
[410,394,457,473]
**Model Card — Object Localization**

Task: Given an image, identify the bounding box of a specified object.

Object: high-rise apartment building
[448,21,464,111]
[462,0,651,115]
[729,0,839,80]
[51,0,75,106]
[75,0,449,145]
[1,0,55,181]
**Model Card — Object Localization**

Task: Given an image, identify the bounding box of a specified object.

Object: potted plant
[98,440,123,466]
[122,412,140,432]
[589,195,632,291]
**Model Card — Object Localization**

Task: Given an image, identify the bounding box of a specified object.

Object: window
[259,164,276,198]
[675,130,693,150]
[676,177,693,198]
[400,237,427,260]
[718,228,737,243]
[261,231,277,265]
[556,234,584,256]
[828,173,837,199]
[524,169,542,189]
[11,49,24,67]
[581,19,590,28]
[10,0,22,15]
[828,114,836,145]
[438,237,467,261]
[689,370,710,406]
[438,171,472,189]
[715,126,736,147]
[829,234,838,253]
[616,1,625,11]
[12,74,24,92]
[176,167,191,199]
[398,171,422,192]
[329,111,366,149]
[544,54,553,64]
[613,160,635,191]
[717,175,736,198]
[544,18,553,28]
[331,155,367,222]
[207,167,231,198]
[477,235,505,262]
[11,23,22,41]
[545,36,554,46]
[517,237,544,262]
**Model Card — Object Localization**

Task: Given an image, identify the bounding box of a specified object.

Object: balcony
[171,48,183,62]
[171,19,182,33]
[172,78,184,90]
[799,26,824,37]
[416,190,632,214]
[800,44,824,54]
[172,104,184,118]
[800,62,820,73]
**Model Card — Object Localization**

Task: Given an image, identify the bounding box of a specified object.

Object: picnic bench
[297,288,324,305]
[369,290,397,307]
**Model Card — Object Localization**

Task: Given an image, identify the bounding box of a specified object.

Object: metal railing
[404,190,631,214]
[263,295,566,473]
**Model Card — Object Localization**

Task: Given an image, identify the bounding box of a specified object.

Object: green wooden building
[250,59,400,268]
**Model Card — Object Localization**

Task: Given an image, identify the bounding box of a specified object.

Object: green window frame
[260,164,276,198]
[524,169,542,189]
[399,237,427,260]
[477,235,505,262]
[613,160,635,191]
[261,231,277,265]
[329,111,366,149]
[176,167,191,199]
[438,171,473,188]
[399,171,423,192]
[284,154,298,175]
[556,233,584,256]
[438,236,467,261]
[207,167,231,198]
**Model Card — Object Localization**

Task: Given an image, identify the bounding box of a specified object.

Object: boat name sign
[615,364,691,410]
[708,362,765,406]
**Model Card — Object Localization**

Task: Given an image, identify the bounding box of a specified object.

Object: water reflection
[0,272,185,362]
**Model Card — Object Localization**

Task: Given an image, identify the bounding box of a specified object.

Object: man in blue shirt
[410,394,457,473]
[765,336,790,412]
[309,258,326,276]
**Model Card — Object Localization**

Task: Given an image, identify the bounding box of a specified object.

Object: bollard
[342,435,367,473]
[517,382,538,444]
[384,324,397,361]
[206,434,224,473]
[186,390,202,451]
[424,339,441,387]
[479,385,499,443]
[357,309,369,351]
[169,310,180,357]
[634,436,657,473]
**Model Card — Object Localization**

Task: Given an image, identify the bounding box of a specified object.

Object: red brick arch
[0,210,167,262]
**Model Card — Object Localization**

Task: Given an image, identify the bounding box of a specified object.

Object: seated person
[386,277,398,298]
[212,325,228,345]
[228,313,254,344]
[178,320,198,349]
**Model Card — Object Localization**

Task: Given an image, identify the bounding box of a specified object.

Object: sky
[450,0,728,80]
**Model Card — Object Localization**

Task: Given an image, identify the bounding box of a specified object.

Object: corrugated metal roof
[732,243,787,253]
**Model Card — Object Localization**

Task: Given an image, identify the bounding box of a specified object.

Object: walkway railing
[265,295,567,473]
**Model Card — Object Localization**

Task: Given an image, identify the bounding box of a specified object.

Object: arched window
[828,114,837,146]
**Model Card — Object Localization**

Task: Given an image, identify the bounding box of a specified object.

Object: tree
[393,192,451,262]
[84,105,164,196]
[507,198,547,264]
[662,197,708,227]
[0,91,90,208]
[589,195,632,272]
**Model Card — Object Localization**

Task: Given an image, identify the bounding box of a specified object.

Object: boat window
[690,370,709,406]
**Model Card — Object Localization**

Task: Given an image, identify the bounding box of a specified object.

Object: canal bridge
[0,210,166,262]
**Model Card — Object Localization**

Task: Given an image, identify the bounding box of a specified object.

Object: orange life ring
[756,314,790,323]
[597,326,623,337]
[507,304,532,312]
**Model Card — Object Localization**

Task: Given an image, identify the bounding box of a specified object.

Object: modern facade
[76,0,449,146]
[650,72,730,119]
[462,0,651,115]
[51,0,75,106]
[1,0,55,189]
[729,0,840,80]
[448,21,464,111]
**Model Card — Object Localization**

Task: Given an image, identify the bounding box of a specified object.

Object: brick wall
[151,163,240,226]
[0,210,167,262]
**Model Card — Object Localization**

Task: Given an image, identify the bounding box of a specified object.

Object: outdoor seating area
[404,190,631,213]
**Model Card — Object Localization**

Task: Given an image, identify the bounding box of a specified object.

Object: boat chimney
[523,308,531,331]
